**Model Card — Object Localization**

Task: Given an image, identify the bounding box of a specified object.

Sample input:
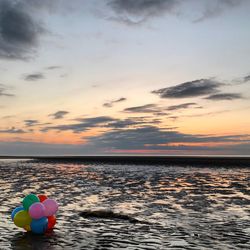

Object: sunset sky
[0,0,250,155]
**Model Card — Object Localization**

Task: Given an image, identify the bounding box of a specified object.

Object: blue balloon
[31,217,48,234]
[11,206,24,221]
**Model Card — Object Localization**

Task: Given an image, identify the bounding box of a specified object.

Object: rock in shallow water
[80,209,145,224]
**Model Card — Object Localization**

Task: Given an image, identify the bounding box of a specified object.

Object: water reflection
[11,231,60,250]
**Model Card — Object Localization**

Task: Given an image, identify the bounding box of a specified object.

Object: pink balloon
[29,202,45,219]
[43,199,58,216]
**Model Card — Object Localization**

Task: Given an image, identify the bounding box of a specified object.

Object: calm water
[0,159,249,249]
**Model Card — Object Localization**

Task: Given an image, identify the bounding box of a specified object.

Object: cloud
[21,0,57,12]
[0,83,14,97]
[24,119,39,127]
[0,0,80,59]
[108,0,178,25]
[108,0,245,25]
[2,115,15,119]
[1,139,250,156]
[46,66,61,70]
[166,102,199,111]
[43,116,116,133]
[195,0,243,23]
[103,97,127,108]
[123,104,159,113]
[105,117,160,129]
[243,74,250,82]
[123,103,200,114]
[0,141,95,156]
[205,93,243,101]
[152,79,223,98]
[74,116,116,123]
[49,110,69,120]
[1,123,250,155]
[42,115,161,133]
[24,73,44,81]
[184,110,230,118]
[87,125,250,151]
[105,119,143,128]
[232,73,250,85]
[0,127,26,134]
[0,0,44,60]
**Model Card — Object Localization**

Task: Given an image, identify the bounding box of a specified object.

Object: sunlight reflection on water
[0,160,249,249]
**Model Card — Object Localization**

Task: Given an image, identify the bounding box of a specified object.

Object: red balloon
[47,215,56,230]
[38,194,48,203]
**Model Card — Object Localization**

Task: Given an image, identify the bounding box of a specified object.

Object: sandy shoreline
[0,159,249,249]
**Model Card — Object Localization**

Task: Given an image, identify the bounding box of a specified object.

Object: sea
[0,158,249,249]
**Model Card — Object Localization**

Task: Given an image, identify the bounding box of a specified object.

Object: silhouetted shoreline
[0,155,250,167]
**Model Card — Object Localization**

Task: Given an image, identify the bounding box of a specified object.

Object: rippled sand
[0,159,249,249]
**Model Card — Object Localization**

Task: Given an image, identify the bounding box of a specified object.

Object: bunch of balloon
[11,194,58,234]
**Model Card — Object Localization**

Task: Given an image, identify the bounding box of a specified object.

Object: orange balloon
[24,225,31,231]
[47,215,56,230]
[38,194,48,203]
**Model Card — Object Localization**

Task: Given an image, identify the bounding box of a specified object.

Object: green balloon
[22,194,39,211]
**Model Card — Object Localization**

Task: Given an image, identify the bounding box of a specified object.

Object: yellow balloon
[24,225,31,231]
[14,210,32,228]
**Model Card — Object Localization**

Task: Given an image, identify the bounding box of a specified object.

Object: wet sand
[0,159,249,249]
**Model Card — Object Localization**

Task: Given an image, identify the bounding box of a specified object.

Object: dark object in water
[80,210,144,224]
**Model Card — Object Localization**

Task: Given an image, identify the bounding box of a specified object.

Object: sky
[0,0,250,156]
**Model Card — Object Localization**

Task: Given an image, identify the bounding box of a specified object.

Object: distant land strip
[0,155,250,167]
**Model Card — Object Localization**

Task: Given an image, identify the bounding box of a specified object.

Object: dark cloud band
[123,104,159,113]
[0,0,44,60]
[0,127,26,134]
[205,93,242,101]
[24,73,44,81]
[103,97,126,108]
[108,0,178,25]
[152,79,223,98]
[49,111,69,120]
